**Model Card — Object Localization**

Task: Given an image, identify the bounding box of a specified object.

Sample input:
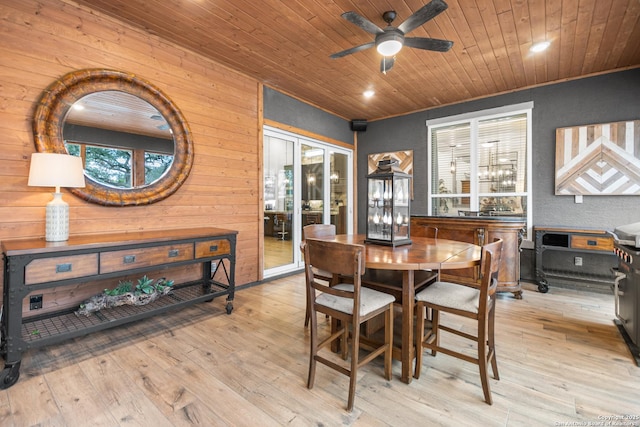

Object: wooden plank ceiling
[72,0,640,121]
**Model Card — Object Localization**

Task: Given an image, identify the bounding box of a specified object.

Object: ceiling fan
[329,0,454,74]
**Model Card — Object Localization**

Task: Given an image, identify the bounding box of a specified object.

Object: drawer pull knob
[56,263,72,273]
[168,249,179,258]
[123,255,136,264]
[210,245,218,252]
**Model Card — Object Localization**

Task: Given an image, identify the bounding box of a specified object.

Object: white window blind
[427,105,532,239]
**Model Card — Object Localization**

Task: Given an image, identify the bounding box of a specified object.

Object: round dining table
[331,234,481,384]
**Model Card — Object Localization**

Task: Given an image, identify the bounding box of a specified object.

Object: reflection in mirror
[33,69,193,206]
[63,91,174,189]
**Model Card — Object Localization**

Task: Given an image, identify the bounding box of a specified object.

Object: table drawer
[100,243,194,274]
[571,235,613,252]
[25,254,99,285]
[195,239,231,258]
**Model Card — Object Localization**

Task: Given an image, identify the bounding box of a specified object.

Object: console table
[0,227,237,389]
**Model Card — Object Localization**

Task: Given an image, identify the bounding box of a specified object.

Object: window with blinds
[427,105,532,237]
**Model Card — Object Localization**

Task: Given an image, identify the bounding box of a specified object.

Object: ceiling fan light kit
[330,0,453,74]
[376,31,404,56]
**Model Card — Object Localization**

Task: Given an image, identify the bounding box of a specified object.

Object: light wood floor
[1,277,639,426]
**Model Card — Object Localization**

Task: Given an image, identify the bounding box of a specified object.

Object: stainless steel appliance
[611,222,640,365]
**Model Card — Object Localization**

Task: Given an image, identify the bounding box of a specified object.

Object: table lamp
[28,152,86,242]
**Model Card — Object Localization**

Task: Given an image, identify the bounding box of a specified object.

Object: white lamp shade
[28,152,85,242]
[28,152,86,189]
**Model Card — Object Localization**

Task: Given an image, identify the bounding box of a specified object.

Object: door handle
[613,271,626,322]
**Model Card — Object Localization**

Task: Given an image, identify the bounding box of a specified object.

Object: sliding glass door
[263,132,295,274]
[263,126,352,277]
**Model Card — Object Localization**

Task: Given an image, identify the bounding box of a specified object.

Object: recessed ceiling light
[530,41,551,53]
[363,90,375,98]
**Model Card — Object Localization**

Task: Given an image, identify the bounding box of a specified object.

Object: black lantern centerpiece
[365,159,412,247]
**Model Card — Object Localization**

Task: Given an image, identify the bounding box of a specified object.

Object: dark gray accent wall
[357,68,640,234]
[263,86,353,144]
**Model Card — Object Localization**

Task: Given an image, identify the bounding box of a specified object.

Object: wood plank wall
[0,0,261,294]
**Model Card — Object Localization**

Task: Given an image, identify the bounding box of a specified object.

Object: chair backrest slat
[302,224,336,240]
[304,238,364,279]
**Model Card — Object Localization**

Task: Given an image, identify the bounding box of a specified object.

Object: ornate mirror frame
[33,69,194,206]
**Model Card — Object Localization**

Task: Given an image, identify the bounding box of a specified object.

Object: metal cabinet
[534,226,617,293]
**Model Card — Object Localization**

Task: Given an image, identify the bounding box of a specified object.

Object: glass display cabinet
[365,159,412,247]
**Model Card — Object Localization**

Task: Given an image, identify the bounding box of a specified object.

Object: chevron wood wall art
[555,120,640,195]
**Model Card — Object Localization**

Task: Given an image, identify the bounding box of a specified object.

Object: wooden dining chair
[414,239,503,405]
[303,238,395,412]
[301,224,337,327]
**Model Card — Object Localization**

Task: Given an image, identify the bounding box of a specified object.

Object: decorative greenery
[101,276,174,297]
[154,278,175,292]
[135,275,156,295]
[104,280,133,296]
[76,276,175,316]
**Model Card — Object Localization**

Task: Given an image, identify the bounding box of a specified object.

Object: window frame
[426,102,533,241]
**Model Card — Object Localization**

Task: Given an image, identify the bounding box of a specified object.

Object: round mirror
[33,69,194,206]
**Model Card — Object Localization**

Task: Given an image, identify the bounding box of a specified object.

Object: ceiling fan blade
[397,0,448,35]
[404,37,453,52]
[380,56,395,74]
[330,41,375,59]
[341,11,384,35]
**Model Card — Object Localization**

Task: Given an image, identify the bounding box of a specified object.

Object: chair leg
[307,315,318,389]
[384,303,393,381]
[414,302,426,379]
[329,317,340,353]
[477,315,492,405]
[431,309,440,356]
[304,307,310,327]
[488,303,499,380]
[304,284,311,327]
[347,321,359,412]
[341,321,349,360]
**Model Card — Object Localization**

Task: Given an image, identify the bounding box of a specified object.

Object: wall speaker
[350,119,367,132]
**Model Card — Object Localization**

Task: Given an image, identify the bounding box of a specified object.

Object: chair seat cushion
[415,281,480,313]
[316,283,395,316]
